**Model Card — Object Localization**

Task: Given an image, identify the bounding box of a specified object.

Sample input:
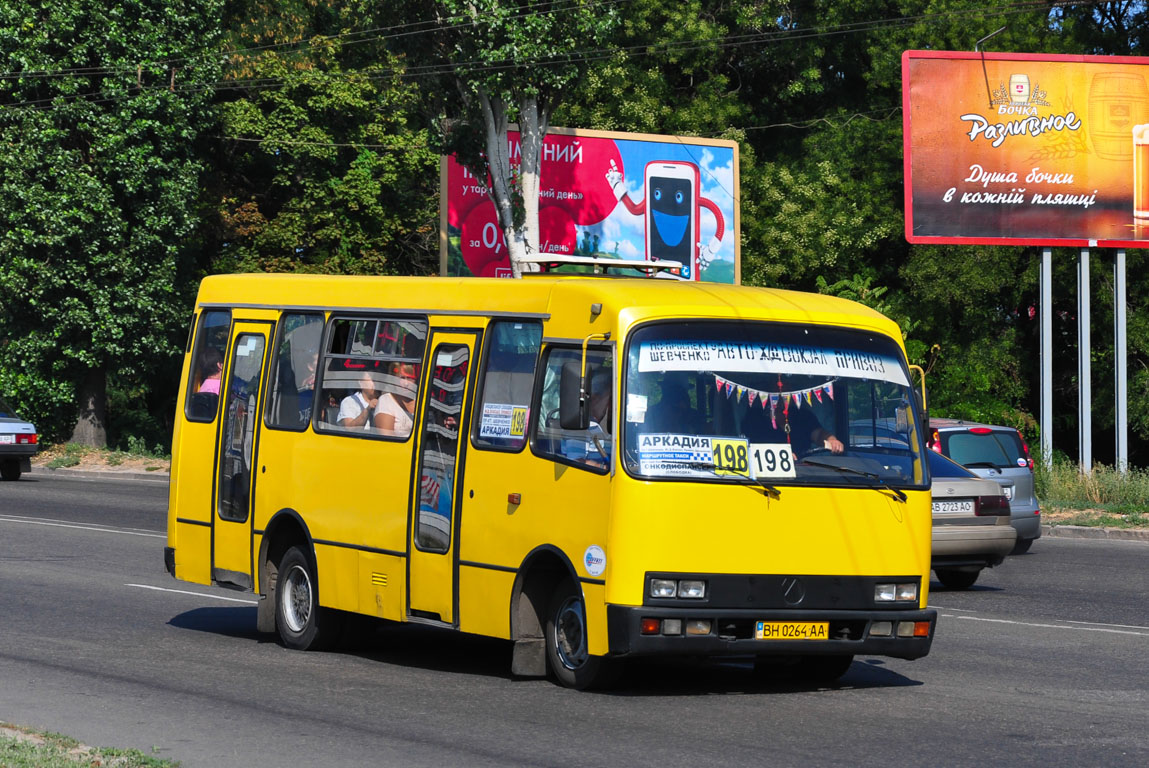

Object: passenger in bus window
[374,362,418,437]
[195,347,224,395]
[338,371,379,429]
[562,369,612,468]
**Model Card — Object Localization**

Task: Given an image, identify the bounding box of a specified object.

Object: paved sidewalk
[30,465,170,484]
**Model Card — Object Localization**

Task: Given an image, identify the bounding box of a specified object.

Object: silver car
[928,418,1041,554]
[0,395,39,481]
[928,450,1016,590]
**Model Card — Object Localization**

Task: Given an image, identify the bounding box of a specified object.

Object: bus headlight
[875,582,918,603]
[678,580,707,599]
[650,579,678,598]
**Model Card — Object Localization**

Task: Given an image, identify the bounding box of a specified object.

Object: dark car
[0,395,39,481]
[927,450,1016,589]
[927,418,1041,554]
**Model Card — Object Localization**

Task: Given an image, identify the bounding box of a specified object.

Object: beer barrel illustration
[1089,71,1149,160]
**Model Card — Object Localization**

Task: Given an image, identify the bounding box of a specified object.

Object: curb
[30,466,170,484]
[1042,523,1149,542]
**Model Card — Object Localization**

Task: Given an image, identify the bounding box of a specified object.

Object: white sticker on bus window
[583,545,606,577]
[637,340,908,386]
[237,336,258,357]
[748,443,797,479]
[626,394,648,423]
[479,403,528,438]
[637,433,715,477]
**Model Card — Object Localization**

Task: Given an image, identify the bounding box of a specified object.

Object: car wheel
[935,568,980,590]
[0,460,21,481]
[545,580,616,690]
[1011,537,1034,555]
[275,545,342,651]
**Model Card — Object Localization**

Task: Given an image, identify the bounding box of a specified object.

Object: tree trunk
[70,364,107,448]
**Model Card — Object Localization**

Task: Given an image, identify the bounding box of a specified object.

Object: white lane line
[1064,619,1149,631]
[943,614,1149,637]
[0,514,164,538]
[929,605,977,612]
[126,583,258,604]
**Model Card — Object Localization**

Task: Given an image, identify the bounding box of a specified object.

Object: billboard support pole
[1078,248,1092,475]
[1041,247,1053,473]
[1115,249,1128,474]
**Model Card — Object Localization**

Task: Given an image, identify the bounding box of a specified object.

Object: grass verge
[0,724,177,767]
[1036,459,1149,528]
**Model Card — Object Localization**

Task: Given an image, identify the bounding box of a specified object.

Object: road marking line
[126,583,258,604]
[1064,619,1149,631]
[0,514,164,538]
[929,605,977,612]
[943,614,1149,637]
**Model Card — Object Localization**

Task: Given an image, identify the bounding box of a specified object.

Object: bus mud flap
[512,638,546,677]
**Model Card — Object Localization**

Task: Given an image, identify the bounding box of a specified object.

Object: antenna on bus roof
[517,254,688,279]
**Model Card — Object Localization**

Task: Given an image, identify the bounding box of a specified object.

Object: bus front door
[212,322,271,590]
[407,332,478,625]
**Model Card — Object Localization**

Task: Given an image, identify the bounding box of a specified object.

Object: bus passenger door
[213,322,271,590]
[408,331,478,625]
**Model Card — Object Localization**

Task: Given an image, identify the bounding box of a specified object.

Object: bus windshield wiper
[745,474,782,499]
[645,460,781,498]
[799,459,907,503]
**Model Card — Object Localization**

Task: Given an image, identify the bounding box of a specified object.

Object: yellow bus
[165,270,936,688]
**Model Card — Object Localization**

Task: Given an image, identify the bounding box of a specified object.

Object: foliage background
[0,0,1145,467]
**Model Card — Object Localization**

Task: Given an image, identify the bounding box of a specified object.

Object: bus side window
[533,346,612,472]
[473,321,542,451]
[314,316,428,438]
[265,313,324,431]
[185,309,231,423]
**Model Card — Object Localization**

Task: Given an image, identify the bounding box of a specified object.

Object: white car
[929,450,1016,590]
[0,395,39,481]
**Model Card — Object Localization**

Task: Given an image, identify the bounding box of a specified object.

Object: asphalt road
[1,473,1147,767]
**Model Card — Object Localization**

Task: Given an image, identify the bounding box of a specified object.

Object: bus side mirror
[914,389,928,429]
[559,360,589,430]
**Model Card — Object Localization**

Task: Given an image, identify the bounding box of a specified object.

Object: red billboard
[903,50,1149,246]
[440,127,740,282]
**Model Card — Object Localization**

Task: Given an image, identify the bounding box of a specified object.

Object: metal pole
[1078,248,1091,474]
[1041,247,1053,472]
[1115,250,1128,474]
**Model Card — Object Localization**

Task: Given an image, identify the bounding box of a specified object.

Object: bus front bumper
[607,605,936,660]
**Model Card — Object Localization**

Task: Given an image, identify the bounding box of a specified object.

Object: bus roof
[195,273,902,341]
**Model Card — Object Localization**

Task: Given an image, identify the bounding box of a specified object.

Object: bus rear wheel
[545,581,615,690]
[275,545,341,651]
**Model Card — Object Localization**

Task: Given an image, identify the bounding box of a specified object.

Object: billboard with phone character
[441,127,739,282]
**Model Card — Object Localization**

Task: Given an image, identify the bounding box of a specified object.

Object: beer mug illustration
[1135,124,1149,220]
[1009,74,1031,105]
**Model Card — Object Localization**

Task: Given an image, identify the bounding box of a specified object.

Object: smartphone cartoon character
[606,159,726,280]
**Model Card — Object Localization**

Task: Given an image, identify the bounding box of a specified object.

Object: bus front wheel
[275,545,340,651]
[545,581,615,690]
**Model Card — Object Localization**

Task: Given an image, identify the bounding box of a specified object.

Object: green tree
[405,0,620,277]
[210,0,439,276]
[0,0,223,445]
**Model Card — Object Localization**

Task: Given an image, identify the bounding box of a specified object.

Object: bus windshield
[623,321,927,488]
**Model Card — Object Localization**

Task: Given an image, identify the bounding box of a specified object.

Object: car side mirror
[559,360,589,430]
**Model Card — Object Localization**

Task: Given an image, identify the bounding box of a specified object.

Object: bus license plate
[755,621,829,640]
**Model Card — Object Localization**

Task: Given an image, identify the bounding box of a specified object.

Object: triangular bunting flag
[747,389,757,407]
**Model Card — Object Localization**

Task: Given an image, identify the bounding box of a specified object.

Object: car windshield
[623,321,927,488]
[945,431,1025,469]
